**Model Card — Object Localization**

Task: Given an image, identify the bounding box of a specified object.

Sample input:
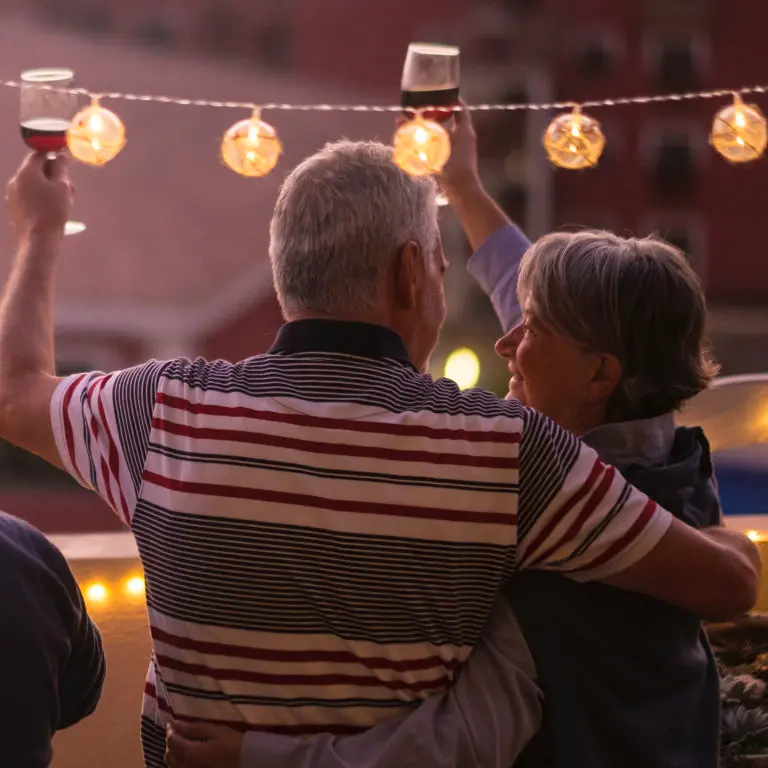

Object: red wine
[402,86,459,122]
[20,118,70,153]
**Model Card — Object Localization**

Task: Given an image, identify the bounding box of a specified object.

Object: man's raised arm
[0,153,72,468]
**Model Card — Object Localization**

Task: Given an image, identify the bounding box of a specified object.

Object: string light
[67,98,126,166]
[393,113,451,176]
[84,582,109,605]
[710,93,768,163]
[124,576,146,597]
[2,78,767,112]
[1,77,766,174]
[221,108,282,177]
[543,105,605,169]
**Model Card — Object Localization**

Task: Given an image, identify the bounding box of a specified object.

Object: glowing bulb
[124,576,146,597]
[67,99,126,166]
[747,530,761,542]
[444,348,481,390]
[543,105,605,170]
[221,109,282,177]
[710,93,768,163]
[393,114,451,177]
[85,582,109,604]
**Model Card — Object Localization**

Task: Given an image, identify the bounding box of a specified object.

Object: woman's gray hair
[517,230,719,420]
[269,140,438,316]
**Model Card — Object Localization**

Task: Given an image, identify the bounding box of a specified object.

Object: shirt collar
[269,319,416,369]
[582,412,676,468]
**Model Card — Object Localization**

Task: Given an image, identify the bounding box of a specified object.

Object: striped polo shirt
[50,319,671,767]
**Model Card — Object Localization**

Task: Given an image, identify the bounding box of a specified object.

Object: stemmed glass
[20,68,86,236]
[401,43,460,206]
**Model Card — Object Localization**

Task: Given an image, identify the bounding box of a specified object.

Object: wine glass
[401,43,460,207]
[20,68,86,236]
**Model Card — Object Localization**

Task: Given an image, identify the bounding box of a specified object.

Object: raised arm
[516,406,760,621]
[440,106,529,331]
[165,597,542,768]
[0,154,170,528]
[0,154,72,468]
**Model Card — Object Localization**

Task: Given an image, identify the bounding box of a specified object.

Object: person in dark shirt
[0,511,106,766]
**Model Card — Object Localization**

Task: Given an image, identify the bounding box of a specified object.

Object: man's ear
[394,240,422,310]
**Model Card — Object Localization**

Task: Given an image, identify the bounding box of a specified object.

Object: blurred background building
[0,0,764,514]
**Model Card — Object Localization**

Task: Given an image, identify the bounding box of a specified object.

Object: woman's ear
[588,353,623,402]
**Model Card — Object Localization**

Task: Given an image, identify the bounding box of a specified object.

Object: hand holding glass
[401,44,460,205]
[20,68,85,236]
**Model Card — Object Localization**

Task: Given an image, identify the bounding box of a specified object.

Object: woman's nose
[495,323,524,359]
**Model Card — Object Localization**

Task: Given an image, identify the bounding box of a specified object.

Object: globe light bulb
[393,114,451,177]
[710,93,768,163]
[221,108,282,177]
[543,105,606,170]
[67,99,126,166]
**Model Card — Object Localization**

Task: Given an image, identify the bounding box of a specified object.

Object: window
[252,19,293,69]
[477,87,527,161]
[642,122,707,198]
[499,183,526,225]
[654,135,696,195]
[571,28,624,79]
[79,8,110,35]
[644,33,709,92]
[639,213,707,273]
[471,34,514,66]
[135,20,175,48]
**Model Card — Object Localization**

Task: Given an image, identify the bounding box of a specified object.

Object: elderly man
[0,144,759,768]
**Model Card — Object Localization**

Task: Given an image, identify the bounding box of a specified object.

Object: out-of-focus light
[747,530,764,542]
[710,93,767,163]
[85,582,109,604]
[758,406,768,434]
[124,576,145,597]
[444,348,481,390]
[543,105,605,169]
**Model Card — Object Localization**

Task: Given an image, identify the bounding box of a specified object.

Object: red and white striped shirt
[49,320,671,767]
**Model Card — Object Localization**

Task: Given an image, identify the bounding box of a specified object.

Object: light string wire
[3,78,768,113]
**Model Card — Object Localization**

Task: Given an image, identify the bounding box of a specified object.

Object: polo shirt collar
[269,319,416,369]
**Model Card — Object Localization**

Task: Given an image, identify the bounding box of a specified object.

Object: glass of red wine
[20,68,85,236]
[401,43,460,207]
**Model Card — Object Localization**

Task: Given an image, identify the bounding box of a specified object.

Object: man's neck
[287,309,393,327]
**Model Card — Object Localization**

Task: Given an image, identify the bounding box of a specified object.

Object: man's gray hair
[269,140,438,316]
[517,230,719,420]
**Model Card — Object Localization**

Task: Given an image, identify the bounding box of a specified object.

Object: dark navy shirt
[514,418,721,768]
[0,512,106,766]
